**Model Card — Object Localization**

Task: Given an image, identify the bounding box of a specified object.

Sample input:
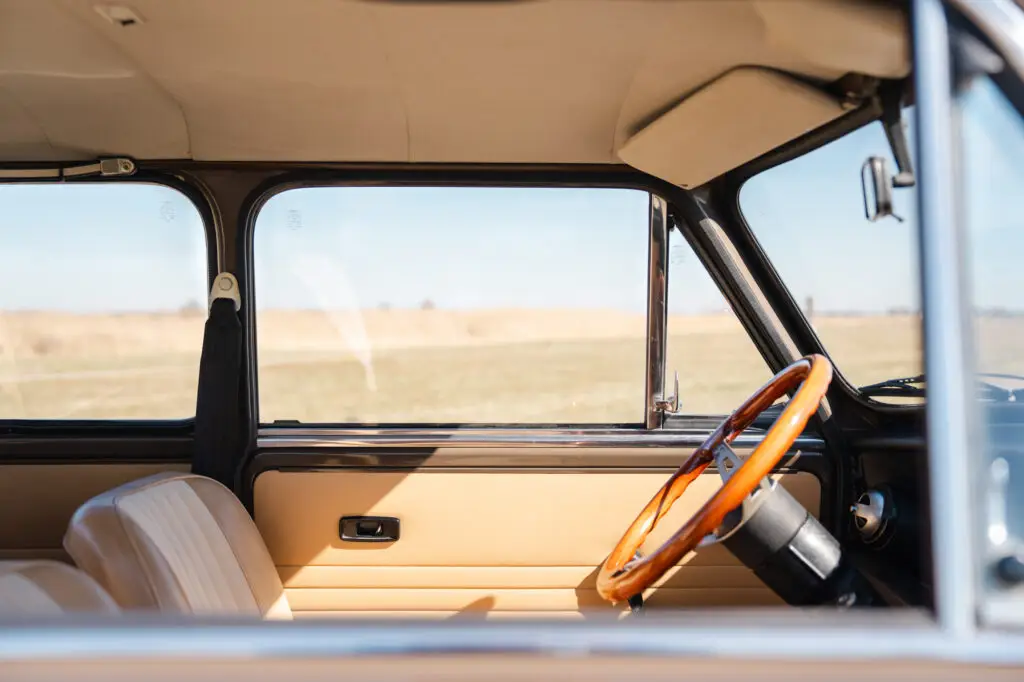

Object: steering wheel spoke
[712,442,742,484]
[713,441,775,497]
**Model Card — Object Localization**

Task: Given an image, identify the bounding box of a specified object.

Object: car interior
[0,0,965,622]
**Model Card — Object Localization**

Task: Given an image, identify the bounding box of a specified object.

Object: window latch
[0,157,136,180]
[655,370,681,416]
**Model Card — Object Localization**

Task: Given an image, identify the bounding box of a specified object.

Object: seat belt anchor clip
[209,272,241,313]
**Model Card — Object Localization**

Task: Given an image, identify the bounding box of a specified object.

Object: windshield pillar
[913,0,980,638]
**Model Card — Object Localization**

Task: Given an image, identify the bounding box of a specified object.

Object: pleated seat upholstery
[64,472,291,618]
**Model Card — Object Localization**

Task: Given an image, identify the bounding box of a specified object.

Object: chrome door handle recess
[339,516,400,543]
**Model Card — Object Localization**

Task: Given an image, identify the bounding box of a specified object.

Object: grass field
[0,308,963,423]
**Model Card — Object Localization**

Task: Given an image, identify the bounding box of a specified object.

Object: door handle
[339,516,400,543]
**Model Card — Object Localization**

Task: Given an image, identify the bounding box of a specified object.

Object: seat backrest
[64,472,291,618]
[0,560,118,615]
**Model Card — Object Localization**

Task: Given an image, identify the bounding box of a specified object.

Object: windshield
[739,115,922,403]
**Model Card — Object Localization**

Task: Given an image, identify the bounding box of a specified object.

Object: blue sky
[741,112,921,314]
[960,76,1024,312]
[0,183,207,312]
[254,186,652,312]
[0,75,1019,316]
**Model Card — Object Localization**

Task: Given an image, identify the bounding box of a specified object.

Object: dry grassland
[0,307,962,419]
[0,309,1011,423]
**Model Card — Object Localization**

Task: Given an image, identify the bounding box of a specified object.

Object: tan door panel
[254,464,820,618]
[278,564,764,589]
[284,586,786,612]
[0,463,189,561]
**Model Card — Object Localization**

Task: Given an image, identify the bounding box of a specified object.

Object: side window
[665,228,772,414]
[0,183,208,420]
[738,118,923,402]
[962,76,1024,381]
[960,71,1024,564]
[253,187,650,425]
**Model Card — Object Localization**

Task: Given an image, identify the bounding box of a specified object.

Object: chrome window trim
[645,194,670,428]
[913,0,981,637]
[255,427,825,451]
[245,446,827,484]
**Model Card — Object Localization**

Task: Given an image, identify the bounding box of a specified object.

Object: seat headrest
[0,560,118,615]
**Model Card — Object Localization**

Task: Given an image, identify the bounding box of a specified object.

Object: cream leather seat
[64,472,291,618]
[0,560,118,615]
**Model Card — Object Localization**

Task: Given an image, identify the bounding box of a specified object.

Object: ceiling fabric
[0,0,908,176]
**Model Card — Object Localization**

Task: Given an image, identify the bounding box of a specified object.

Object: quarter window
[665,227,773,414]
[0,183,208,420]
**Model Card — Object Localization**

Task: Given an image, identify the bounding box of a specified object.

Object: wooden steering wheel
[596,354,833,604]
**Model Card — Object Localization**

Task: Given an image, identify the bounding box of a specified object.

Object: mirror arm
[880,83,916,188]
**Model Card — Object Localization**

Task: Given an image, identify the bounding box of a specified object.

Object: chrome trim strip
[0,158,136,180]
[1,616,1024,663]
[255,427,826,451]
[913,0,979,638]
[645,194,670,429]
[247,448,823,471]
[952,0,1024,82]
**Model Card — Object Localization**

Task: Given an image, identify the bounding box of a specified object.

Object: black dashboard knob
[995,554,1024,586]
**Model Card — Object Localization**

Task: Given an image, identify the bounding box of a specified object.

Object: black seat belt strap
[193,273,243,486]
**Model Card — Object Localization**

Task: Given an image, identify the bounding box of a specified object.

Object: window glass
[254,187,649,424]
[962,77,1024,379]
[739,118,923,402]
[960,73,1024,561]
[0,183,208,419]
[665,228,772,414]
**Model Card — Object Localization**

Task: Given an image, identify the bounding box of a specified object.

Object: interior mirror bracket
[861,82,916,223]
[879,83,916,188]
